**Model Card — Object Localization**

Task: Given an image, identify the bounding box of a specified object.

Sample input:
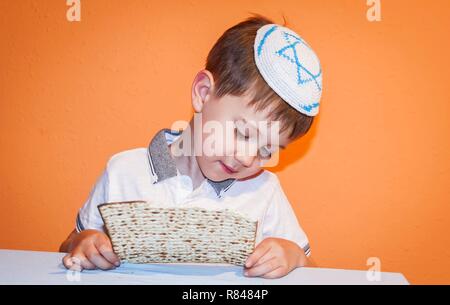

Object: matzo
[98,201,257,265]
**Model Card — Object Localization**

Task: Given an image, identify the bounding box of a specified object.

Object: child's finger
[77,254,97,270]
[62,253,77,269]
[86,248,116,270]
[261,266,286,279]
[244,257,280,277]
[245,241,272,268]
[96,244,120,267]
[88,253,115,270]
[250,249,274,268]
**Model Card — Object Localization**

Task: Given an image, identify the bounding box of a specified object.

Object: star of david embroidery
[275,32,322,92]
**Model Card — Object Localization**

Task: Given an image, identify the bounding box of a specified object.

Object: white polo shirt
[76,129,311,256]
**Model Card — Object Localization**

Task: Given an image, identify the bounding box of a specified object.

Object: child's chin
[202,166,232,182]
[205,171,231,182]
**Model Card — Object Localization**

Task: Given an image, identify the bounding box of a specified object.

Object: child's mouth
[219,161,238,174]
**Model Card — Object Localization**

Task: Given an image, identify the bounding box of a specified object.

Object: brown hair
[205,14,314,140]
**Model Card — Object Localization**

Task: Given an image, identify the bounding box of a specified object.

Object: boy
[60,14,322,279]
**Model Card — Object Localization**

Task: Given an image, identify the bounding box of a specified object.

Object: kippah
[254,24,322,116]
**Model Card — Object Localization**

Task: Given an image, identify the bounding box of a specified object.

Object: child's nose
[234,152,257,168]
[233,138,259,168]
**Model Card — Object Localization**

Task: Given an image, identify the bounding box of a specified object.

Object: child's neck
[169,120,206,190]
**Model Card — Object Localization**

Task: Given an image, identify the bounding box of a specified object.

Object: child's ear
[191,70,215,112]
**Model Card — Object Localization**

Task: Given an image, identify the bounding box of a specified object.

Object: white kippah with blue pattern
[254,24,322,116]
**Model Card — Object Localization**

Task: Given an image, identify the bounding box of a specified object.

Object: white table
[0,249,408,285]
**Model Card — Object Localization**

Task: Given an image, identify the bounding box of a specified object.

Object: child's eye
[258,146,272,159]
[235,127,250,140]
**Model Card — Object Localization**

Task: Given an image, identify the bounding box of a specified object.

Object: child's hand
[244,237,308,279]
[62,229,120,271]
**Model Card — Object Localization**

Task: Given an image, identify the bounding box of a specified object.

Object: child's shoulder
[105,147,149,173]
[258,169,279,183]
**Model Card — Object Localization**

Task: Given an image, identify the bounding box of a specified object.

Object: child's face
[191,70,293,182]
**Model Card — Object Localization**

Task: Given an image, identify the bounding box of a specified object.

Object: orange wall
[0,1,449,284]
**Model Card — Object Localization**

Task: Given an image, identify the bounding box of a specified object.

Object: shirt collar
[147,128,236,197]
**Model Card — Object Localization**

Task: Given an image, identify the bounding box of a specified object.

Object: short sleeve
[75,168,109,233]
[261,179,311,257]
